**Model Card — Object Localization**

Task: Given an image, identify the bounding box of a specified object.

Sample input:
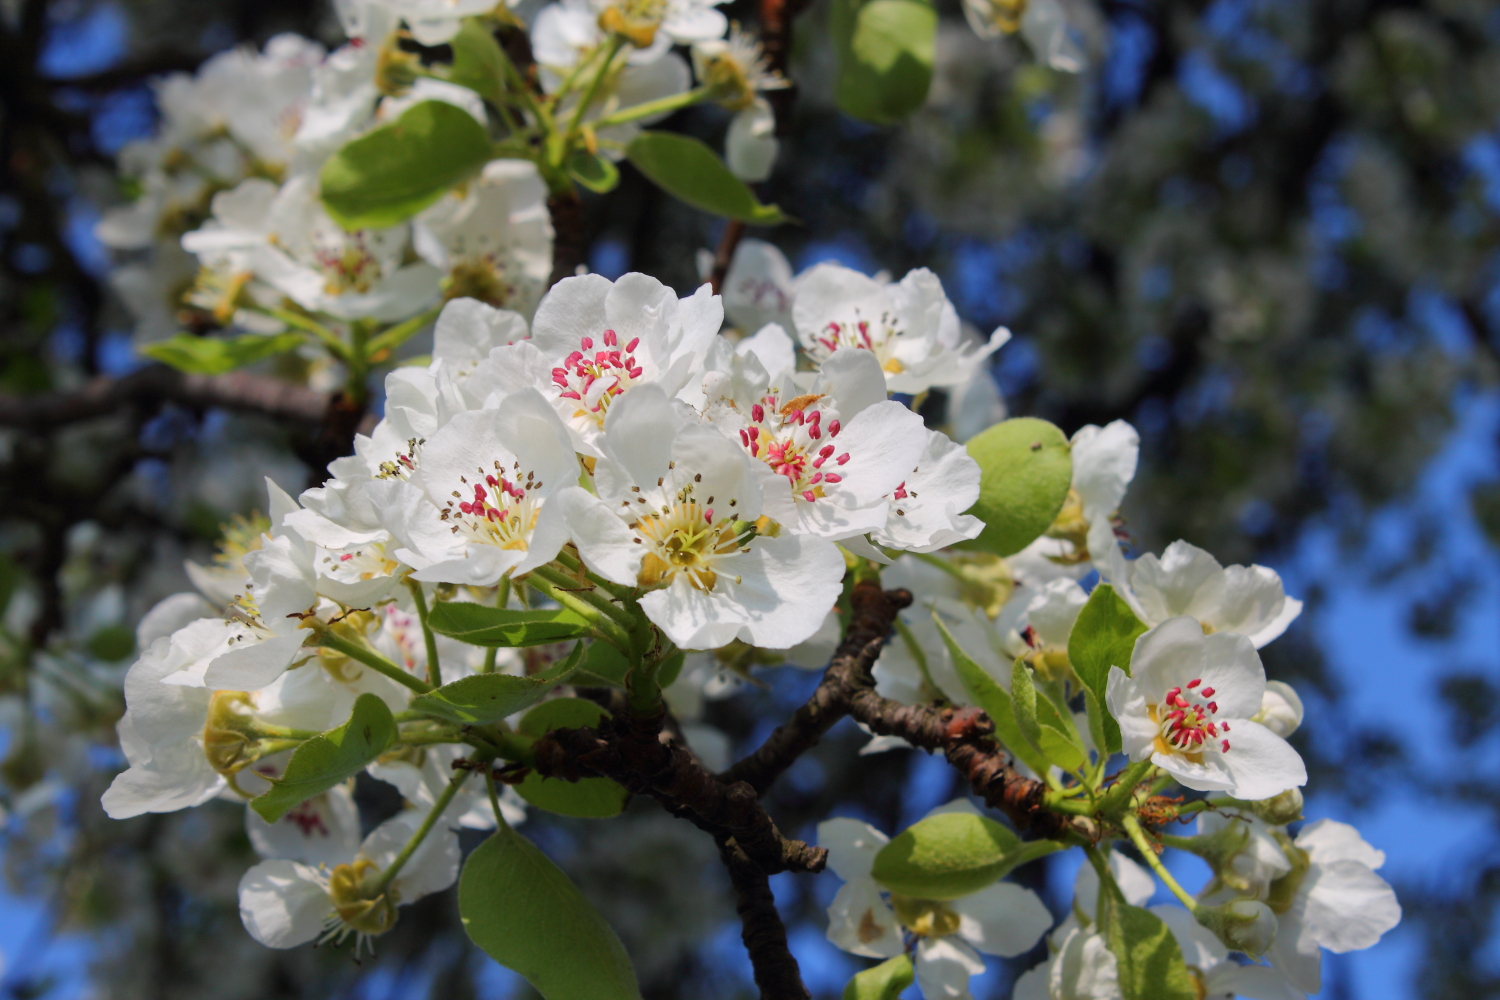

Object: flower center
[626,474,749,592]
[738,392,851,503]
[550,329,644,428]
[1150,678,1231,757]
[889,895,961,938]
[320,544,399,582]
[439,462,543,551]
[312,233,383,295]
[808,313,904,372]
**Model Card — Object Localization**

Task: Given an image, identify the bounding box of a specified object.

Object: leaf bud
[1194,899,1277,958]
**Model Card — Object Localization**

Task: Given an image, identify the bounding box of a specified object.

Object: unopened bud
[1253,680,1303,738]
[1195,899,1277,958]
[1248,787,1304,826]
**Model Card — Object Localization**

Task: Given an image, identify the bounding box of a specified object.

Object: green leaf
[1033,692,1086,773]
[830,0,936,125]
[1084,686,1110,760]
[446,18,506,107]
[251,694,396,823]
[575,641,631,686]
[320,100,493,230]
[142,332,304,376]
[625,132,786,225]
[86,625,135,662]
[1099,894,1199,1000]
[1067,583,1148,755]
[871,810,1021,900]
[515,699,630,818]
[0,552,17,618]
[842,955,914,1000]
[932,614,1050,777]
[428,601,593,647]
[568,150,620,194]
[460,826,642,1000]
[1010,659,1042,748]
[959,417,1073,557]
[410,644,583,725]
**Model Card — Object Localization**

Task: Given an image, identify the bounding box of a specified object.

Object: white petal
[1215,719,1307,800]
[1070,420,1138,518]
[952,882,1053,957]
[1301,860,1400,953]
[915,936,985,1000]
[203,632,309,690]
[1149,903,1228,971]
[553,486,641,586]
[137,593,216,648]
[246,784,362,866]
[238,860,330,948]
[1206,962,1308,1000]
[817,818,889,881]
[1294,818,1385,869]
[825,879,905,958]
[726,99,778,182]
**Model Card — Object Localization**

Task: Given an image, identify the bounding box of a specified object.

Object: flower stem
[365,306,441,359]
[589,86,712,129]
[1122,812,1198,911]
[371,769,471,896]
[524,571,631,650]
[404,576,445,688]
[253,307,350,362]
[1098,758,1156,817]
[482,578,510,674]
[316,629,433,695]
[530,563,638,632]
[561,36,625,158]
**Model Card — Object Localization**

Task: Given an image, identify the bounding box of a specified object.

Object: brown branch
[708,219,747,295]
[718,838,812,1000]
[531,709,827,875]
[0,365,330,430]
[547,194,588,289]
[723,581,1095,840]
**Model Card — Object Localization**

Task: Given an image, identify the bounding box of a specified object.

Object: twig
[531,708,827,874]
[708,219,747,294]
[547,194,588,288]
[718,837,812,1000]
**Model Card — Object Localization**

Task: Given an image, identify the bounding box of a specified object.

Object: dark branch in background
[706,0,808,294]
[548,193,589,288]
[0,364,331,429]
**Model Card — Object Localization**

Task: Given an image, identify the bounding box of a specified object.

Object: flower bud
[1252,680,1303,738]
[1248,787,1303,826]
[1195,899,1277,957]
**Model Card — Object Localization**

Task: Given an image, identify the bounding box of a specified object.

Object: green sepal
[842,954,914,1000]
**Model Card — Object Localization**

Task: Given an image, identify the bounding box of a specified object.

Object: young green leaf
[625,132,786,225]
[515,698,629,818]
[842,954,914,1000]
[251,694,395,823]
[445,18,507,107]
[829,0,937,125]
[568,150,620,194]
[1067,583,1148,755]
[575,640,631,686]
[320,100,493,230]
[142,332,304,376]
[1033,691,1087,773]
[932,614,1050,777]
[1084,686,1110,761]
[428,600,593,647]
[1100,897,1199,1000]
[959,417,1073,557]
[870,810,1021,899]
[410,644,583,725]
[1010,659,1042,748]
[460,826,642,1000]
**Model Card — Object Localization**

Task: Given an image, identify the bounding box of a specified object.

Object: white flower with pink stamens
[709,348,928,541]
[1106,616,1307,800]
[393,388,581,586]
[471,272,722,454]
[557,385,845,650]
[790,263,1009,395]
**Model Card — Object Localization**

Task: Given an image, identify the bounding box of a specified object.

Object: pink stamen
[823,473,842,484]
[1207,701,1218,713]
[625,337,639,353]
[604,329,617,346]
[836,453,850,465]
[704,508,714,523]
[802,490,817,502]
[580,337,593,349]
[1200,687,1215,698]
[1187,679,1201,689]
[1221,739,1231,752]
[829,420,841,437]
[340,553,353,561]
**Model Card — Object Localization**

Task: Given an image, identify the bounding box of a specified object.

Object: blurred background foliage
[1,0,1498,997]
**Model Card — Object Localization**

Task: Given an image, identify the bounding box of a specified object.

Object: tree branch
[0,365,330,430]
[531,708,828,875]
[718,838,812,1000]
[547,193,588,288]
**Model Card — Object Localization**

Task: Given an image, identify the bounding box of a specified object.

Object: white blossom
[1125,540,1303,648]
